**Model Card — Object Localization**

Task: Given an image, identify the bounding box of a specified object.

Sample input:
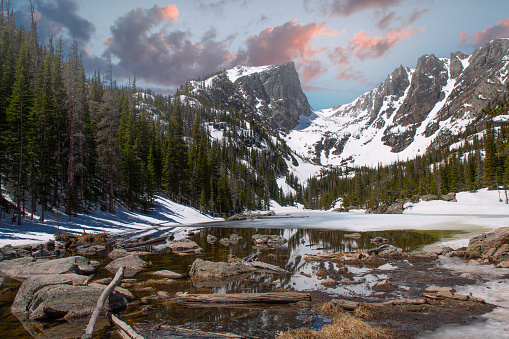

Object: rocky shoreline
[0,225,507,338]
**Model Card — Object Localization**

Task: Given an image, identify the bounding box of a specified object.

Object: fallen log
[82,266,125,339]
[159,325,259,338]
[109,313,144,339]
[243,261,290,274]
[172,291,310,304]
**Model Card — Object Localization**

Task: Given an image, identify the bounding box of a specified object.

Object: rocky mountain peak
[287,38,509,167]
[186,61,313,132]
[232,61,313,131]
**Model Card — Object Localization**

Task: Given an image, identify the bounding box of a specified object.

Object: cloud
[103,5,235,87]
[36,0,95,42]
[349,26,424,60]
[375,8,429,31]
[300,60,328,83]
[459,18,509,48]
[240,20,340,67]
[193,0,249,17]
[320,0,403,17]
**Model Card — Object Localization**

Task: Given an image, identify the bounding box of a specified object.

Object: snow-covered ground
[1,188,508,250]
[0,195,219,247]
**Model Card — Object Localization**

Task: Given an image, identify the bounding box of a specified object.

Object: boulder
[76,244,106,256]
[108,248,130,260]
[219,238,231,246]
[229,234,241,244]
[252,234,287,248]
[168,238,204,255]
[0,256,95,281]
[366,244,402,256]
[28,284,127,321]
[151,270,184,279]
[206,234,217,243]
[11,273,129,321]
[441,192,457,202]
[189,258,257,281]
[370,236,388,244]
[465,227,509,264]
[12,274,90,319]
[105,255,148,277]
[496,261,509,268]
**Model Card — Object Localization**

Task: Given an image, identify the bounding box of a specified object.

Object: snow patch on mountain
[226,65,274,83]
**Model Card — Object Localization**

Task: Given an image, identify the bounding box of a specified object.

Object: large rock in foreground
[0,256,95,280]
[11,274,128,321]
[189,258,257,280]
[465,227,509,264]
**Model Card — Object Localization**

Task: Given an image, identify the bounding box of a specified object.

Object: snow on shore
[0,189,508,248]
[404,188,509,216]
[0,195,219,247]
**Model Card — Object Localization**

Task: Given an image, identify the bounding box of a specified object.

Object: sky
[11,0,509,110]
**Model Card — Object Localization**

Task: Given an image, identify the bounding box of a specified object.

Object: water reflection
[0,226,465,339]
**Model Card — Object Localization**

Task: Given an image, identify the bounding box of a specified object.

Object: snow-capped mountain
[287,39,509,167]
[185,61,314,132]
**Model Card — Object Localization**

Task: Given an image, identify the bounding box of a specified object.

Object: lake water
[0,212,506,338]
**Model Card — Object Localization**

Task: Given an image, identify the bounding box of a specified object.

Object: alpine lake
[0,214,475,338]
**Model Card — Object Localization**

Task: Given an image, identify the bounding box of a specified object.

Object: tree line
[0,4,299,225]
[303,95,509,210]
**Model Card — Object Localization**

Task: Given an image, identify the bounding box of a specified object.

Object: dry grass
[278,302,389,339]
[354,303,375,320]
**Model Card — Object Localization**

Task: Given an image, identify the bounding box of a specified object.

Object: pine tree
[6,41,32,224]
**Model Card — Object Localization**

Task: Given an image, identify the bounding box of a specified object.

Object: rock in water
[108,248,130,260]
[168,238,204,255]
[189,258,257,280]
[11,273,129,321]
[465,227,509,264]
[151,270,184,279]
[12,274,90,319]
[105,255,148,277]
[0,256,95,280]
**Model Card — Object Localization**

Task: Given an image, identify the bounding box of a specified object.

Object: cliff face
[187,62,313,132]
[288,39,509,166]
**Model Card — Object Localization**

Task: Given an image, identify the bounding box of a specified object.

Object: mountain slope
[286,39,509,167]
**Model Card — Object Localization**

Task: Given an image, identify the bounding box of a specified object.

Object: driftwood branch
[159,325,259,338]
[172,291,310,304]
[109,313,145,339]
[243,261,290,274]
[82,266,125,339]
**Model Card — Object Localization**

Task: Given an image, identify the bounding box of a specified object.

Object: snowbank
[0,196,219,247]
[404,188,509,216]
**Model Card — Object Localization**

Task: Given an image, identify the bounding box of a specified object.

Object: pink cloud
[242,20,340,66]
[158,4,179,22]
[350,26,424,60]
[474,18,509,46]
[460,18,509,47]
[458,32,471,46]
[299,60,328,84]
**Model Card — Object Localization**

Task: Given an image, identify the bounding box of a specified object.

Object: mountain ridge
[285,38,509,167]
